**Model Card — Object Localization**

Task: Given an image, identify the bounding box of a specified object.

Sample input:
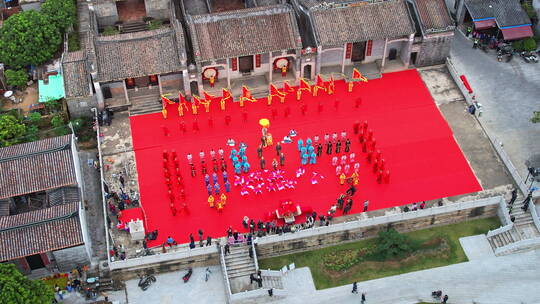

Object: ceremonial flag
[161,95,174,105]
[199,90,213,113]
[220,88,233,110]
[178,92,188,116]
[352,68,368,82]
[240,86,257,107]
[299,78,311,92]
[162,106,168,119]
[268,83,286,105]
[313,75,326,96]
[283,81,295,93]
[328,75,335,95]
[203,91,214,102]
[191,95,201,115]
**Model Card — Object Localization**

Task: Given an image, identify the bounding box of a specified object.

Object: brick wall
[416,34,454,67]
[256,204,497,258]
[52,245,91,272]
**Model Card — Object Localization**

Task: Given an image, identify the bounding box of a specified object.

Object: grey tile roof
[94,27,185,82]
[62,51,91,98]
[183,0,210,15]
[188,4,302,62]
[0,135,77,200]
[0,202,83,261]
[413,0,455,33]
[309,0,416,47]
[464,0,531,27]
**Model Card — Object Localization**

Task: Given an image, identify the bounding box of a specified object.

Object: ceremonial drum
[203,67,218,79]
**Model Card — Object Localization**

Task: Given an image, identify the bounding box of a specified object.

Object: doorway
[116,0,147,23]
[190,81,199,96]
[389,48,398,60]
[410,52,418,65]
[351,42,366,62]
[303,64,312,79]
[26,254,45,270]
[239,56,254,73]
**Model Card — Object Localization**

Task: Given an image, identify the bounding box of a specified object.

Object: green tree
[26,125,40,142]
[0,10,61,68]
[0,114,26,147]
[0,263,54,304]
[522,38,537,52]
[41,0,76,33]
[374,228,413,260]
[5,69,28,88]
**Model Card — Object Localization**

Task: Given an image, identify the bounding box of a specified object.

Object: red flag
[270,83,285,97]
[161,95,174,106]
[220,88,233,110]
[328,75,335,94]
[178,92,189,110]
[299,78,311,92]
[203,91,214,102]
[283,81,295,93]
[352,68,367,82]
[316,75,325,88]
[242,86,256,102]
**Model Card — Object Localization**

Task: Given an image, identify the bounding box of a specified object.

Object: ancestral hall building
[62,0,462,114]
[0,135,91,275]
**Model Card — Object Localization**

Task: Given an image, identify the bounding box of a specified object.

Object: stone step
[262,276,283,289]
[227,267,256,276]
[226,260,255,270]
[225,257,253,266]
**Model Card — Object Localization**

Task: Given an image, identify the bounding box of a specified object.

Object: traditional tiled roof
[188,5,302,62]
[413,0,455,33]
[0,202,83,261]
[94,27,185,82]
[62,51,91,98]
[0,135,77,200]
[309,0,415,47]
[464,0,531,27]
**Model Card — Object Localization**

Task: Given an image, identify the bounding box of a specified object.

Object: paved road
[280,248,540,304]
[449,31,540,186]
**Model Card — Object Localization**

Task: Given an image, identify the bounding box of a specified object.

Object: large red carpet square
[128,70,481,246]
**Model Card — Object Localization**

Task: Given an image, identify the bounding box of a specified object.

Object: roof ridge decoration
[191,4,293,23]
[0,142,70,163]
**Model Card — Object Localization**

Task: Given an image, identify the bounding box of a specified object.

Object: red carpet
[129,70,481,246]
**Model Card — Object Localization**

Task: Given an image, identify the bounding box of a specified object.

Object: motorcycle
[84,287,98,300]
[497,50,503,62]
[138,274,156,291]
[182,268,193,283]
[520,51,538,63]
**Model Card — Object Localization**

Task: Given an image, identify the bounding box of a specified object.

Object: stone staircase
[120,21,148,34]
[224,245,257,280]
[261,274,283,289]
[487,198,540,252]
[129,90,162,116]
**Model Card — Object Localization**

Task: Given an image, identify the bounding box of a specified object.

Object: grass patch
[258,217,500,289]
[41,273,69,290]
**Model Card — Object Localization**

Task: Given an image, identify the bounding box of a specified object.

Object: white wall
[321,48,344,67]
[364,40,386,63]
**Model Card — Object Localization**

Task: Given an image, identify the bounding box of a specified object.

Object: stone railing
[486,223,514,238]
[257,196,503,246]
[219,246,233,303]
[251,241,259,271]
[109,245,217,270]
[530,203,540,233]
[494,237,540,255]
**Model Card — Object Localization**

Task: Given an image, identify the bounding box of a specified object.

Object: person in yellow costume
[220,193,227,206]
[351,171,359,186]
[216,201,224,212]
[266,133,273,146]
[208,195,215,208]
[339,173,347,185]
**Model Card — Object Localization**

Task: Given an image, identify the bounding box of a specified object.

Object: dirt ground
[1,83,39,114]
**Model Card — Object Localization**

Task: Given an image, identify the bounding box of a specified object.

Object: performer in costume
[208,195,215,208]
[339,173,347,185]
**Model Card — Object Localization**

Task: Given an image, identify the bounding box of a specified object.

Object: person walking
[224,244,230,255]
[276,142,282,156]
[363,200,369,212]
[361,292,366,303]
[508,188,517,205]
[351,282,358,294]
[442,294,448,303]
[206,236,212,246]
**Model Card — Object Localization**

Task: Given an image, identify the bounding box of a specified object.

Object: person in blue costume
[204,174,210,185]
[301,153,309,165]
[297,139,304,152]
[306,138,312,147]
[234,163,242,174]
[243,162,250,173]
[309,152,317,164]
[308,145,315,154]
[212,172,218,184]
[300,146,307,156]
[232,156,239,165]
[222,171,228,182]
[214,183,220,195]
[224,180,231,192]
[230,149,237,160]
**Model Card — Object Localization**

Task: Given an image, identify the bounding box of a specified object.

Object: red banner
[345,43,353,59]
[231,58,238,71]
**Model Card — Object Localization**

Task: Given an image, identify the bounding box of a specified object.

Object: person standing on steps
[363,200,369,212]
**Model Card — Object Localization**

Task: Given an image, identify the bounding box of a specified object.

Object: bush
[0,10,61,68]
[26,125,39,142]
[102,26,119,36]
[512,40,523,51]
[5,69,28,88]
[148,20,163,30]
[27,112,42,124]
[532,111,540,123]
[50,114,65,128]
[374,228,413,260]
[522,37,537,52]
[68,32,81,52]
[522,2,537,19]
